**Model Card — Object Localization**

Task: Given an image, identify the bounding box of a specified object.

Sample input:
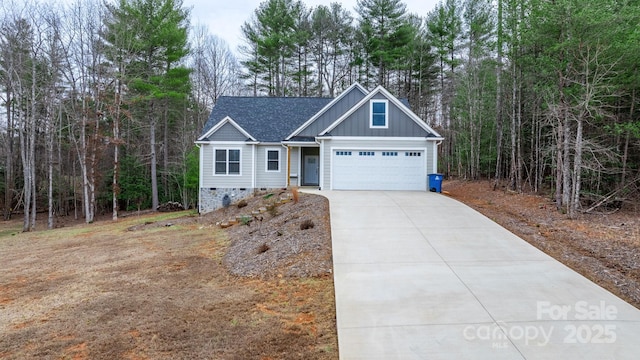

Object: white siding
[200,143,254,188]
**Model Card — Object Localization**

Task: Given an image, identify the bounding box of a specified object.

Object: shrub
[300,219,314,230]
[257,243,270,254]
[267,201,280,217]
[237,199,248,208]
[292,187,299,204]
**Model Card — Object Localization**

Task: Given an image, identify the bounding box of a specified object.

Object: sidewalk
[322,190,640,359]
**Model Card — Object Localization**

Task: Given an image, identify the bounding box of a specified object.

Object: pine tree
[103,0,191,211]
[356,0,412,87]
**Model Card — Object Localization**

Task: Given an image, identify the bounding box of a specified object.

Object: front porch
[286,144,320,188]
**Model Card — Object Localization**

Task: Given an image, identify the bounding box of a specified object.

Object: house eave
[282,141,320,147]
[195,140,260,145]
[315,136,443,141]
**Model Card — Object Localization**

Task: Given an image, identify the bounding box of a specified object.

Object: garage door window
[405,152,421,157]
[359,151,375,156]
[370,100,388,128]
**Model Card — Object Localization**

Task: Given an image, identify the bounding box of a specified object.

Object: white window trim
[265,148,281,172]
[370,99,389,129]
[213,148,242,176]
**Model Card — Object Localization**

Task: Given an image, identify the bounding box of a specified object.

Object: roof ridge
[218,95,334,100]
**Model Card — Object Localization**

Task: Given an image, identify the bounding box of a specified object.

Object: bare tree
[60,0,107,223]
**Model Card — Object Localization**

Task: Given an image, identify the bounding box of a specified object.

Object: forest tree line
[1,0,639,231]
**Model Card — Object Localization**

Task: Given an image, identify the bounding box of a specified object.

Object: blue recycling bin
[428,173,443,193]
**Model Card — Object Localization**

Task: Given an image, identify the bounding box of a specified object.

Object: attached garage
[331,149,427,190]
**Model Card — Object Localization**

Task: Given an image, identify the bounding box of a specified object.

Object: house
[196,83,443,213]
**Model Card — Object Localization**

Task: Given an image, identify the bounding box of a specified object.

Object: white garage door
[332,150,427,190]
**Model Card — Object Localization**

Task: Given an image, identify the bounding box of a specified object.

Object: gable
[203,121,248,141]
[197,116,256,142]
[329,97,433,137]
[287,83,368,139]
[320,86,442,138]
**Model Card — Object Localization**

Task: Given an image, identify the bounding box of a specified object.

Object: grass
[0,212,338,359]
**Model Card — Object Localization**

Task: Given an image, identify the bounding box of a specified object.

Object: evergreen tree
[241,0,302,96]
[356,0,413,87]
[103,0,191,211]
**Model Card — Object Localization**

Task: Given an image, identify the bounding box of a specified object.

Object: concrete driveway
[320,191,640,360]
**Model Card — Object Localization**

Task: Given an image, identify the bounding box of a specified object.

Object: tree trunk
[150,102,159,211]
[163,100,169,200]
[112,84,122,221]
[493,0,504,190]
[4,89,14,220]
[570,117,583,218]
[47,106,54,230]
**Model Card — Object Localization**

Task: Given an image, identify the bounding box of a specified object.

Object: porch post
[285,145,291,187]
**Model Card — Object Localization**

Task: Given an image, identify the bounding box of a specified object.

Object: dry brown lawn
[0,205,337,359]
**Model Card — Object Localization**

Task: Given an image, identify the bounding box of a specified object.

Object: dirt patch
[0,201,337,359]
[446,180,640,308]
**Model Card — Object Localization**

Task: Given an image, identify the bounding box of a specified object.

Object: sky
[183,0,441,53]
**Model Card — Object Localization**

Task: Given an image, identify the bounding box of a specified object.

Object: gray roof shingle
[201,96,333,142]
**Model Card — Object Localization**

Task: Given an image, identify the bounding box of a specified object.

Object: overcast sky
[183,0,441,53]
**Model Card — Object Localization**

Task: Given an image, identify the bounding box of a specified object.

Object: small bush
[237,199,248,208]
[292,187,299,204]
[257,243,270,254]
[300,219,315,230]
[267,202,280,217]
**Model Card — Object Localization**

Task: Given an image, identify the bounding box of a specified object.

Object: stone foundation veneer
[199,187,254,214]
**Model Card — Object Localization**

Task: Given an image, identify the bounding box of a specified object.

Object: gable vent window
[215,149,241,175]
[370,100,388,128]
[266,149,280,172]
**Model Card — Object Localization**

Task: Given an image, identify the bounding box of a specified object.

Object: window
[405,152,422,157]
[370,100,388,128]
[358,151,375,156]
[215,149,241,175]
[266,149,280,172]
[382,151,398,156]
[336,151,352,156]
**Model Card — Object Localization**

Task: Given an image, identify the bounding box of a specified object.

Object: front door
[303,155,319,186]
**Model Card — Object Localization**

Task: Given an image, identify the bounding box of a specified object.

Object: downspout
[195,143,202,214]
[282,143,291,187]
[252,144,256,189]
[435,140,443,174]
[316,138,323,190]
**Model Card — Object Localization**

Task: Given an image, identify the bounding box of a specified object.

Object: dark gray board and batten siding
[329,95,433,138]
[296,87,368,137]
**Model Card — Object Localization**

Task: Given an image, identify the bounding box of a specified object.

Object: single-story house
[196,83,443,213]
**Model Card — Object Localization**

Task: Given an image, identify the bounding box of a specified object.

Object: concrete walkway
[319,191,640,360]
